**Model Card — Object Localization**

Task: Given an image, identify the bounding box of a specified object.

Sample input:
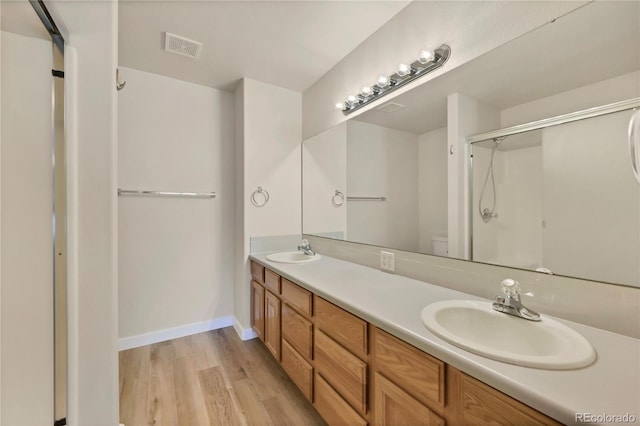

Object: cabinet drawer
[315,330,367,415]
[315,374,367,426]
[282,304,313,361]
[264,269,280,294]
[374,328,445,409]
[315,296,367,358]
[457,370,561,426]
[281,340,313,401]
[281,279,312,317]
[250,261,264,284]
[374,372,445,426]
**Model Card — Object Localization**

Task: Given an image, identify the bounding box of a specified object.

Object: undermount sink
[266,251,322,264]
[421,300,596,370]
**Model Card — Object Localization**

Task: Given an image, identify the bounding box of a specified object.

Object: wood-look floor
[119,327,326,426]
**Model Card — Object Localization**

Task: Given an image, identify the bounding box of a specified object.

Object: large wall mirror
[302,1,640,288]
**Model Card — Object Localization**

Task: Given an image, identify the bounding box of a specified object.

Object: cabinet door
[251,281,265,342]
[374,373,445,426]
[264,290,281,361]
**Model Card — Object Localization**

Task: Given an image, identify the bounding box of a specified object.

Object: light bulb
[347,95,358,106]
[335,102,346,110]
[376,75,389,88]
[361,86,373,97]
[397,63,411,77]
[418,49,434,64]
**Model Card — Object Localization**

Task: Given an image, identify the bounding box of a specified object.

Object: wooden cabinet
[315,330,368,414]
[315,374,367,426]
[316,296,367,358]
[373,328,445,411]
[264,290,281,361]
[250,261,265,284]
[249,260,563,426]
[374,372,445,426]
[447,368,561,426]
[250,280,265,342]
[281,304,313,361]
[282,339,313,400]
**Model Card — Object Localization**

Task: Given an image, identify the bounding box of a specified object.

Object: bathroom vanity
[248,254,640,425]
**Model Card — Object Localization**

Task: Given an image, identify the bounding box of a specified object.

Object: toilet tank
[431,235,449,256]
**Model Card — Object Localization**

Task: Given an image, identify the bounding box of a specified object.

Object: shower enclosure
[470,102,640,287]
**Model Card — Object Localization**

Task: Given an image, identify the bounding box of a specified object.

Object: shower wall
[472,143,543,269]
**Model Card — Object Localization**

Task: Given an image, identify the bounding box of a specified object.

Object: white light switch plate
[380,251,395,272]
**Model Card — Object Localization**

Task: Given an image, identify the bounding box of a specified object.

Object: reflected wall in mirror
[302,1,640,287]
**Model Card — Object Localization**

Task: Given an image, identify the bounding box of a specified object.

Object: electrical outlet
[380,251,395,272]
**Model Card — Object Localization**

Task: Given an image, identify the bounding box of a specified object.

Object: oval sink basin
[421,300,596,370]
[266,251,322,264]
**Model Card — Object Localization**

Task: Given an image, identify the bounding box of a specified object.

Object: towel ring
[332,190,345,207]
[251,186,270,207]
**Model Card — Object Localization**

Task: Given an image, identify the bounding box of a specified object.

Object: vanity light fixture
[336,44,451,114]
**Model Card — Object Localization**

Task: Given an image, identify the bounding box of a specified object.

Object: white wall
[234,78,302,336]
[447,93,499,259]
[302,1,587,140]
[302,122,347,237]
[117,67,235,346]
[418,127,448,253]
[347,120,418,252]
[54,1,120,424]
[472,143,543,269]
[501,71,640,127]
[0,30,53,426]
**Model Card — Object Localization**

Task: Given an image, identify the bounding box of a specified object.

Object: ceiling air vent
[164,32,203,59]
[376,102,405,113]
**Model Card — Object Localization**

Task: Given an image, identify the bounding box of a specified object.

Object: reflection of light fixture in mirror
[338,44,451,115]
[396,63,411,77]
[418,49,434,64]
[376,75,390,88]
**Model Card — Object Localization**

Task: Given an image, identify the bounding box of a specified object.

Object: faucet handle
[301,238,309,248]
[501,278,521,298]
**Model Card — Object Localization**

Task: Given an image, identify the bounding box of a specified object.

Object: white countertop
[250,253,640,426]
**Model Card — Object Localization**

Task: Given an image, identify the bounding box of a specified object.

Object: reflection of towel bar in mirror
[118,189,216,198]
[347,196,387,201]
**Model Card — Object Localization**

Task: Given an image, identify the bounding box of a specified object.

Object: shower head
[493,136,507,146]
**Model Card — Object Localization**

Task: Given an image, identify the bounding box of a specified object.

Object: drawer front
[315,374,367,426]
[281,340,313,401]
[264,269,281,294]
[315,296,367,358]
[374,328,445,409]
[282,304,313,361]
[458,371,561,426]
[374,372,445,426]
[281,278,313,317]
[315,330,367,415]
[250,261,264,284]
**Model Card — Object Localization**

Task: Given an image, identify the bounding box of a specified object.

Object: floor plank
[119,327,326,426]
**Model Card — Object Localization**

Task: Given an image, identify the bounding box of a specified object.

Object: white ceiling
[0,1,50,40]
[355,1,640,135]
[118,1,410,92]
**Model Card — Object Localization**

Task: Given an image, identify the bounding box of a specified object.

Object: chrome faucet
[297,239,316,256]
[492,279,541,321]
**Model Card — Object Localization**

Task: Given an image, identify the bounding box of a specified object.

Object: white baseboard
[233,317,257,341]
[118,316,234,351]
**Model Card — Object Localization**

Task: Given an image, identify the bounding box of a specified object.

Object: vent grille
[376,102,405,113]
[164,32,202,59]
